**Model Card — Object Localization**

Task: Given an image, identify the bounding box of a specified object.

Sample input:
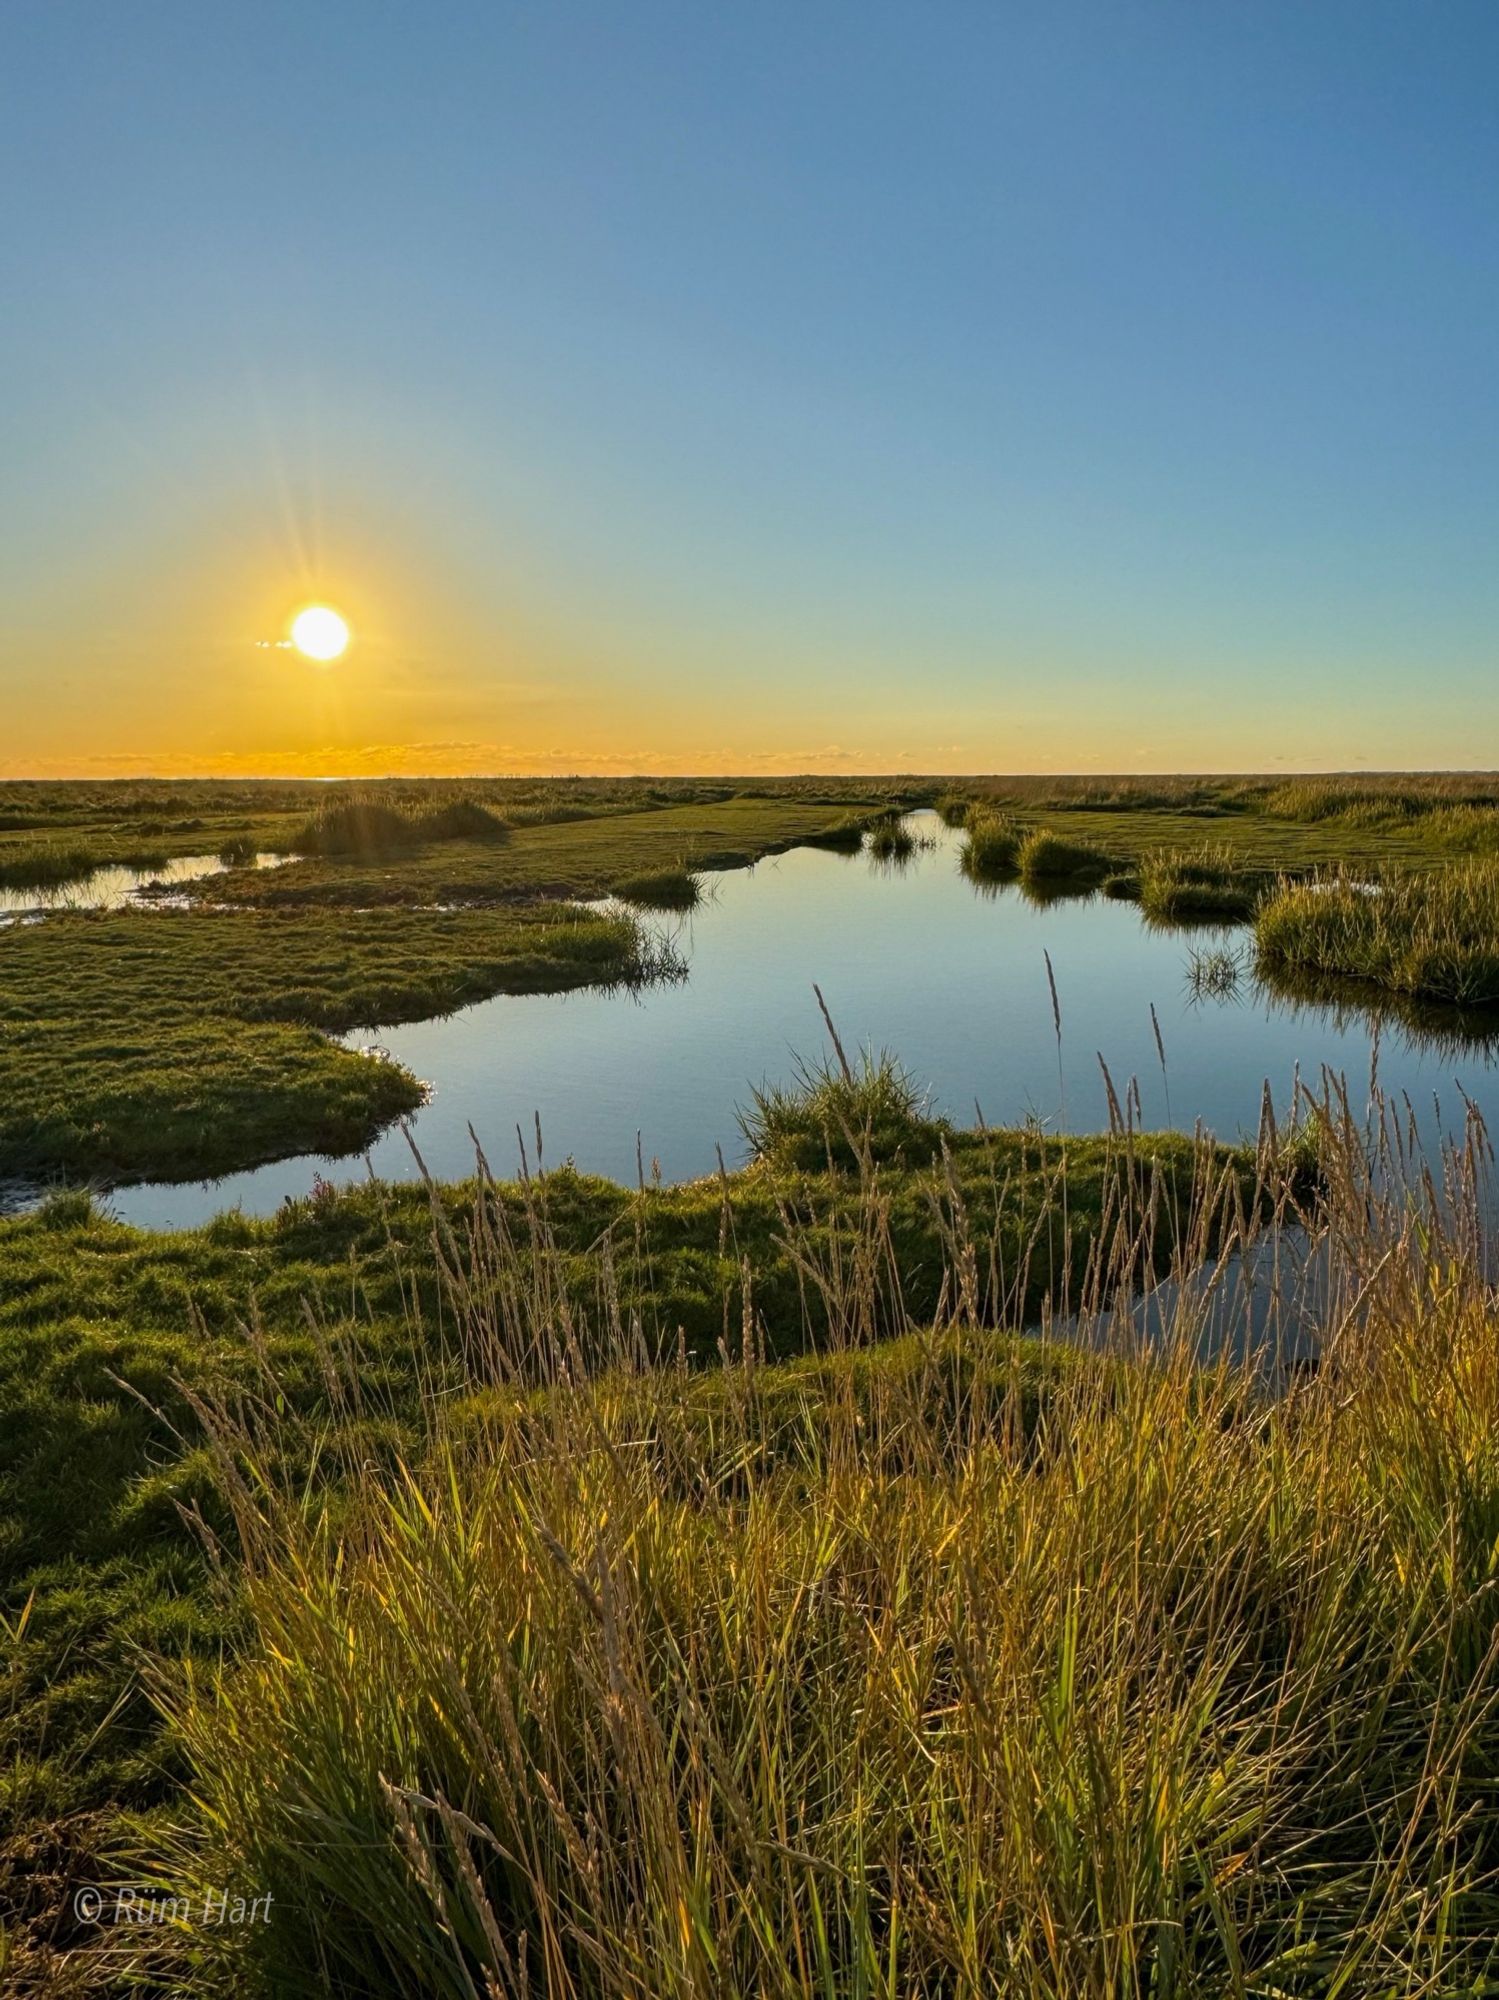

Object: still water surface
[112,814,1499,1229]
[0,851,289,919]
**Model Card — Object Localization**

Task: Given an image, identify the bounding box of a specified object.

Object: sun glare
[290,605,350,661]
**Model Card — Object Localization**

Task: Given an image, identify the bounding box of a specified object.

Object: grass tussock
[739,1044,945,1169]
[1138,845,1259,924]
[934,791,972,827]
[126,1091,1499,1999]
[1016,826,1112,884]
[612,865,702,911]
[800,810,878,852]
[294,795,514,860]
[959,806,1024,882]
[1256,862,1499,1007]
[292,798,423,859]
[866,814,917,861]
[416,798,512,844]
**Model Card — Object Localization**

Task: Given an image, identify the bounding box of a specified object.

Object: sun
[290,605,350,661]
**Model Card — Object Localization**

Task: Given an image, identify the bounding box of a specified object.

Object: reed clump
[1016,826,1112,884]
[799,811,872,852]
[959,806,1024,882]
[0,841,104,890]
[416,798,512,844]
[294,795,513,860]
[1138,845,1258,924]
[866,814,916,861]
[740,1045,944,1170]
[292,798,423,859]
[612,864,702,911]
[1256,862,1499,1007]
[137,1087,1499,1999]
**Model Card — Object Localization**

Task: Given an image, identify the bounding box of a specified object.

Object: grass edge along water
[70,1053,1499,2000]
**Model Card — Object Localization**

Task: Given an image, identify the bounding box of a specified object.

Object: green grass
[1016,826,1112,884]
[36,1100,1488,1999]
[0,794,896,1191]
[4,994,1495,1991]
[0,779,921,900]
[0,903,676,1184]
[1256,862,1499,1007]
[950,774,1499,876]
[866,813,917,861]
[291,798,425,857]
[199,797,894,908]
[0,1121,1226,1946]
[10,771,1499,1988]
[295,795,513,857]
[959,806,1024,882]
[8,773,1499,902]
[1137,845,1261,924]
[1262,780,1499,831]
[0,842,110,891]
[740,1048,945,1170]
[613,864,702,910]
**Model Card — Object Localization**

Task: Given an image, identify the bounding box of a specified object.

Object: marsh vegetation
[739,1043,943,1170]
[0,903,680,1183]
[1185,939,1246,1000]
[6,1057,1498,1995]
[1256,862,1499,1008]
[866,812,918,861]
[8,774,1499,1992]
[1137,845,1260,924]
[612,864,703,911]
[958,805,1023,882]
[1015,826,1113,885]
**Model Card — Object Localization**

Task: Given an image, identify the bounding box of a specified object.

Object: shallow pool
[106,814,1499,1229]
[0,850,290,919]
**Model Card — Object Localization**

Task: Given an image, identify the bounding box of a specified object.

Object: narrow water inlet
[0,850,293,919]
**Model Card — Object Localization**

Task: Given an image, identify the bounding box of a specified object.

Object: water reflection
[1253,964,1499,1065]
[80,811,1499,1229]
[0,851,291,918]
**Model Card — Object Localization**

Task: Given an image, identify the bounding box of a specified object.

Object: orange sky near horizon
[3,505,1480,784]
[7,8,1499,787]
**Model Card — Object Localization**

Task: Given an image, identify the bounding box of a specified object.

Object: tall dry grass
[118,1080,1499,1999]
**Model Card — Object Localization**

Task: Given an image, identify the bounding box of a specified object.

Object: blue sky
[4,1,1497,773]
